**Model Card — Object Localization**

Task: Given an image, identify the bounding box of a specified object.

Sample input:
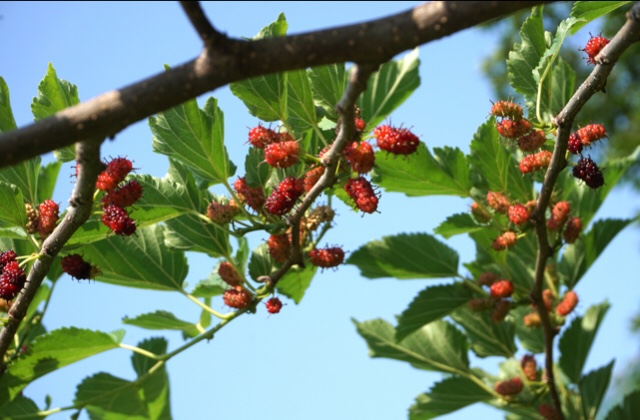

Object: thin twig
[270,63,378,285]
[0,1,552,169]
[179,1,228,48]
[0,138,103,374]
[529,4,640,416]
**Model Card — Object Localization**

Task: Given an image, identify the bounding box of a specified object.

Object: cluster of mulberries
[522,289,579,329]
[0,250,26,301]
[94,157,142,236]
[469,273,515,323]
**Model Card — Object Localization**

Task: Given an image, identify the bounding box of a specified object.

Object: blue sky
[1,2,638,419]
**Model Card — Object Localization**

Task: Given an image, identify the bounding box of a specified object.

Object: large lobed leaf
[347,233,459,279]
[31,63,80,162]
[570,2,632,35]
[469,119,533,201]
[0,328,122,408]
[558,301,610,384]
[123,311,200,338]
[357,48,420,128]
[559,218,633,289]
[451,306,517,358]
[354,318,469,375]
[396,283,473,341]
[150,96,235,187]
[604,390,640,420]
[409,376,493,420]
[581,360,614,420]
[80,225,189,291]
[374,144,472,197]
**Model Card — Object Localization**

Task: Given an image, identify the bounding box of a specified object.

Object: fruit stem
[118,343,161,360]
[181,291,232,320]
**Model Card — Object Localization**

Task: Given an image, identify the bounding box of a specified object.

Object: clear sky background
[1,2,639,419]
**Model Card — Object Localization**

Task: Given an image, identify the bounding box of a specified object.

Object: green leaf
[190,271,227,298]
[308,64,346,121]
[164,214,231,258]
[357,49,420,128]
[229,15,288,123]
[248,243,275,282]
[469,119,533,201]
[373,144,472,197]
[131,338,172,420]
[286,69,317,134]
[0,77,17,132]
[434,213,484,239]
[129,174,198,226]
[31,63,80,162]
[507,6,547,99]
[604,390,640,420]
[513,306,544,354]
[0,157,41,206]
[122,311,200,338]
[451,306,517,358]
[36,160,61,205]
[409,376,494,420]
[245,148,272,188]
[581,360,614,419]
[0,328,120,406]
[396,283,473,341]
[0,394,41,419]
[347,233,459,279]
[80,225,188,291]
[559,218,632,289]
[75,373,148,420]
[571,2,632,35]
[548,57,576,119]
[559,301,610,384]
[150,96,235,186]
[354,318,469,375]
[276,264,317,304]
[0,182,26,229]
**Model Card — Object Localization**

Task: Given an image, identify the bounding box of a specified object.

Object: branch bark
[529,3,640,416]
[0,1,551,169]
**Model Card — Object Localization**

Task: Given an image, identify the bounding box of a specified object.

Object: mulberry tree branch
[529,3,640,416]
[0,138,104,374]
[269,63,378,285]
[0,1,551,169]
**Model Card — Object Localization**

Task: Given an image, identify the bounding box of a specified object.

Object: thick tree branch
[0,1,551,169]
[529,3,640,416]
[0,138,103,374]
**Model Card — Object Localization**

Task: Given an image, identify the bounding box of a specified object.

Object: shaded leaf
[0,77,18,132]
[434,213,484,239]
[245,147,272,188]
[347,233,459,279]
[31,63,80,162]
[358,49,420,128]
[513,306,544,354]
[75,373,147,420]
[469,119,532,201]
[81,225,188,291]
[451,306,517,358]
[0,328,120,406]
[354,318,469,374]
[248,243,275,282]
[308,64,346,121]
[581,360,614,420]
[410,376,494,420]
[131,338,172,420]
[571,2,632,35]
[0,394,41,419]
[396,283,473,341]
[559,301,610,384]
[374,144,472,197]
[36,160,62,205]
[123,311,200,338]
[286,69,317,134]
[559,218,632,289]
[0,181,26,229]
[150,96,235,186]
[190,271,227,298]
[604,390,640,420]
[277,264,317,304]
[507,6,546,99]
